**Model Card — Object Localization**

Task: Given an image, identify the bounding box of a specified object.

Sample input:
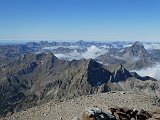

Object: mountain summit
[122,41,148,59]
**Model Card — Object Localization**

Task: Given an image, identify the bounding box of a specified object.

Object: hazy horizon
[1,39,160,45]
[0,39,160,44]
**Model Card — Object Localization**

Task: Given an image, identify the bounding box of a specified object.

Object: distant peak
[76,40,85,43]
[45,52,59,60]
[122,41,147,57]
[21,52,58,62]
[132,41,144,48]
[39,40,49,43]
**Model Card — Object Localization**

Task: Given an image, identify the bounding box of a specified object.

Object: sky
[0,0,160,42]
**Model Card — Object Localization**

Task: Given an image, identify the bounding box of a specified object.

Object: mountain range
[97,41,158,70]
[1,41,160,70]
[0,52,160,117]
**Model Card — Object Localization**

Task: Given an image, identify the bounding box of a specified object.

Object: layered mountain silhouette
[97,41,158,70]
[1,41,160,71]
[0,52,159,117]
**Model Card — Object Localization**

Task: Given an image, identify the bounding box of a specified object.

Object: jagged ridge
[0,52,159,117]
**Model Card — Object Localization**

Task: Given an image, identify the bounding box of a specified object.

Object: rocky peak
[86,59,112,86]
[26,41,39,46]
[51,41,58,46]
[39,41,49,45]
[75,40,86,46]
[132,41,144,49]
[87,58,102,69]
[110,64,132,82]
[43,52,59,62]
[76,40,85,43]
[22,52,58,62]
[7,52,60,74]
[123,41,146,55]
[130,41,147,55]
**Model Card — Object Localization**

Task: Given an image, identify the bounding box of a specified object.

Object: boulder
[82,107,116,120]
[110,107,152,120]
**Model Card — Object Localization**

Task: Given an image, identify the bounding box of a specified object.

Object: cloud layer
[43,45,81,50]
[143,43,160,50]
[133,63,160,80]
[54,45,108,61]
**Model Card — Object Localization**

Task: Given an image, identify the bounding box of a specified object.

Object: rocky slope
[1,92,159,120]
[0,52,159,118]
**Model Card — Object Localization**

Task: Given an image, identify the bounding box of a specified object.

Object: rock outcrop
[82,106,156,120]
[83,107,116,120]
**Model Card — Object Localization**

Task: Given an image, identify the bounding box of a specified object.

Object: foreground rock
[1,92,160,120]
[83,107,116,120]
[109,107,152,120]
[82,106,155,120]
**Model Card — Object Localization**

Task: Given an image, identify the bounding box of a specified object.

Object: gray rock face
[110,64,132,82]
[122,41,147,58]
[0,53,110,117]
[121,41,157,70]
[0,52,159,117]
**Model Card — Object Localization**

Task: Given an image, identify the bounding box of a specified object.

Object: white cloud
[82,45,107,59]
[43,46,58,50]
[54,45,108,61]
[43,45,81,50]
[143,43,160,50]
[133,63,160,80]
[112,44,118,48]
[100,45,110,49]
[55,50,82,60]
[123,44,132,48]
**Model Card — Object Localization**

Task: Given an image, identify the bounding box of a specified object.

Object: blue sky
[0,0,160,42]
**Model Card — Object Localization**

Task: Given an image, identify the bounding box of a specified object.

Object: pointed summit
[131,41,146,54]
[75,40,87,46]
[84,58,112,86]
[132,41,144,48]
[122,41,148,58]
[110,64,132,82]
[76,40,85,43]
